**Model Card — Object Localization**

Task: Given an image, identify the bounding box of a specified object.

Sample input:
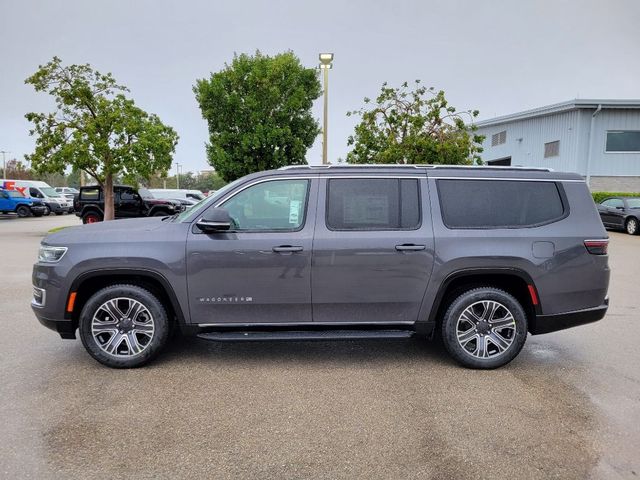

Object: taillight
[584,239,608,255]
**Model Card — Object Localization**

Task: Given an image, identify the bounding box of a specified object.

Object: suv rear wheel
[441,287,528,369]
[82,211,102,224]
[79,284,170,368]
[626,217,638,235]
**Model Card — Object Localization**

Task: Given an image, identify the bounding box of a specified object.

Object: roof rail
[279,164,553,172]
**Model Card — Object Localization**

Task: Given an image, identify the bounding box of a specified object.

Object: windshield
[627,198,640,208]
[6,190,25,198]
[137,187,154,199]
[174,178,241,222]
[40,187,61,197]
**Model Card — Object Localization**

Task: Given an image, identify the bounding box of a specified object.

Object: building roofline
[475,99,640,128]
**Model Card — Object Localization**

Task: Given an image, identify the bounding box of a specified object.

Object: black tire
[16,205,31,218]
[441,287,528,369]
[82,211,103,224]
[43,205,51,216]
[152,210,169,217]
[79,284,170,368]
[626,217,638,235]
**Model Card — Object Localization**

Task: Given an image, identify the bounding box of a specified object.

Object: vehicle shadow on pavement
[156,335,454,368]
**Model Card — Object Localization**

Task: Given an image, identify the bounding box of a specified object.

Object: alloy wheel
[91,297,155,357]
[627,218,638,235]
[456,300,516,359]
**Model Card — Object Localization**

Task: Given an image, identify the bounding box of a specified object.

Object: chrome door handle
[272,245,304,253]
[395,244,426,251]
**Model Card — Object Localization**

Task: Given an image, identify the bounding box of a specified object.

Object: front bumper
[47,202,72,213]
[529,298,609,335]
[31,306,76,339]
[30,205,46,214]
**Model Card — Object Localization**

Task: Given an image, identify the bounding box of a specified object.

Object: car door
[0,191,10,211]
[599,198,625,226]
[311,175,435,324]
[117,188,142,218]
[186,176,317,325]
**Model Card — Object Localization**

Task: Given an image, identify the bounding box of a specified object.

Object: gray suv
[31,165,610,369]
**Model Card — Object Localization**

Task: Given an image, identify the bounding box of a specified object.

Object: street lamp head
[319,52,334,66]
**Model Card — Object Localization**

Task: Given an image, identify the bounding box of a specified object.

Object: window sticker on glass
[343,194,389,224]
[289,200,301,224]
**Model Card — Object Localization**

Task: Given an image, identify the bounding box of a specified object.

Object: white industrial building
[475,99,640,191]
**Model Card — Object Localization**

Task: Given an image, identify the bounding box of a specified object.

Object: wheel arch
[425,268,541,335]
[80,205,104,217]
[148,205,172,216]
[65,269,187,329]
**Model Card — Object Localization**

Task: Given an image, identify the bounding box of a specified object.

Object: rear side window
[437,179,565,228]
[326,178,420,230]
[81,188,101,200]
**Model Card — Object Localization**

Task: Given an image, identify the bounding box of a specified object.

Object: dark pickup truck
[74,185,184,223]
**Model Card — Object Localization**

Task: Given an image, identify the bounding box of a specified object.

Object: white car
[149,189,205,202]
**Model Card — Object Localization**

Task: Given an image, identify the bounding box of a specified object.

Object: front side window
[220,179,309,231]
[326,178,420,231]
[606,131,640,152]
[120,190,140,201]
[437,179,565,228]
[602,198,624,209]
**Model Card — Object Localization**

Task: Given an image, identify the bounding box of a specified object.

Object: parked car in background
[0,188,46,217]
[74,185,184,223]
[54,187,79,201]
[597,196,640,235]
[1,179,73,215]
[33,165,610,369]
[149,188,205,202]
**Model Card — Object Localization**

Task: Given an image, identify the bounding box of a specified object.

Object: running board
[197,329,415,342]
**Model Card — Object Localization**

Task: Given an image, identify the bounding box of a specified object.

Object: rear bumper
[529,298,609,335]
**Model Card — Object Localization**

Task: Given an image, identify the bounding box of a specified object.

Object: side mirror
[196,207,232,233]
[616,206,625,210]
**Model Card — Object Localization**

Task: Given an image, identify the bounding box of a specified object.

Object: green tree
[194,51,321,182]
[346,80,484,165]
[25,57,179,220]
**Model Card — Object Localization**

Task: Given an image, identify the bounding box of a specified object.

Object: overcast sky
[1,0,639,173]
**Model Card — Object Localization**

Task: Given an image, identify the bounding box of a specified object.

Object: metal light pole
[319,53,334,165]
[175,163,181,189]
[0,151,10,178]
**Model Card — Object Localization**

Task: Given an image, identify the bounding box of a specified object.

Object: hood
[43,217,173,246]
[145,198,181,207]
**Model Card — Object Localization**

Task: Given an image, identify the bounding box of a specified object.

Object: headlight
[38,245,68,263]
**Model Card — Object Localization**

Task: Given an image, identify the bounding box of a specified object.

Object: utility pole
[318,53,334,165]
[175,163,181,189]
[0,151,10,178]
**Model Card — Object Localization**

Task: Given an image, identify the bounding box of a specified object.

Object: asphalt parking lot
[1,214,639,479]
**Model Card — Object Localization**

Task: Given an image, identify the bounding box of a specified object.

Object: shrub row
[592,192,640,204]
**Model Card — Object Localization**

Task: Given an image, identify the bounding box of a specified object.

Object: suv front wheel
[441,287,528,369]
[79,284,170,368]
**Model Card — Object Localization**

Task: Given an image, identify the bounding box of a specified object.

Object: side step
[197,329,415,342]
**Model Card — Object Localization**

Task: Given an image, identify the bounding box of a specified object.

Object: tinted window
[606,131,640,152]
[120,190,139,201]
[602,198,624,208]
[221,179,309,231]
[437,179,565,228]
[326,179,420,230]
[81,188,100,200]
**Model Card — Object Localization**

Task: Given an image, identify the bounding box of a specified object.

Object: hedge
[592,192,640,204]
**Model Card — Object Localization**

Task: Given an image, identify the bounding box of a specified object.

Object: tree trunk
[103,173,115,221]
